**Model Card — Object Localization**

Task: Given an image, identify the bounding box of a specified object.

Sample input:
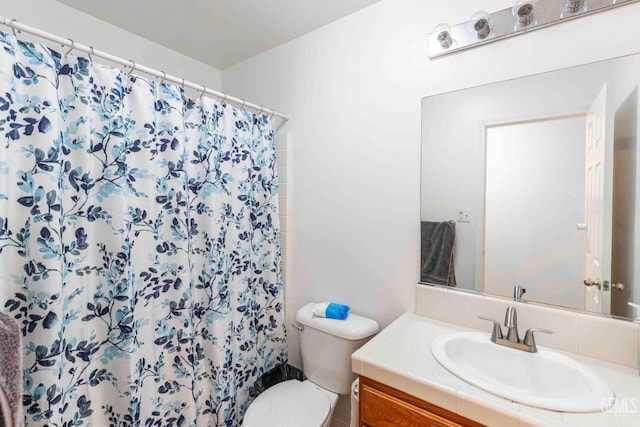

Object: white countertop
[351,312,640,427]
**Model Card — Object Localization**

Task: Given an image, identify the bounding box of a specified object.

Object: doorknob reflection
[611,282,626,291]
[583,278,601,290]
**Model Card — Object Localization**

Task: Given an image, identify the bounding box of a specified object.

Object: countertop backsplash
[416,284,640,370]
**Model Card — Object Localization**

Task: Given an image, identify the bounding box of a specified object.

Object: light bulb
[513,0,537,28]
[562,0,587,16]
[434,23,454,49]
[468,11,491,40]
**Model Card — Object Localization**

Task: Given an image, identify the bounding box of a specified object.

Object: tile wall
[416,284,640,369]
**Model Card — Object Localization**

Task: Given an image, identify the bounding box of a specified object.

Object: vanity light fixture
[468,11,491,40]
[427,0,640,58]
[513,0,537,28]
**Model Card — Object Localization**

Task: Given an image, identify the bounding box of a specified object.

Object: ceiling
[56,0,383,70]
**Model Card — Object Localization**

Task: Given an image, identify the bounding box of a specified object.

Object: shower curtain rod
[0,16,290,124]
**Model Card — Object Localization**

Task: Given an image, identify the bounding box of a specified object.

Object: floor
[331,394,353,427]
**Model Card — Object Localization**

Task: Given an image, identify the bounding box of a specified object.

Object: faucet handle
[523,328,553,351]
[479,316,504,341]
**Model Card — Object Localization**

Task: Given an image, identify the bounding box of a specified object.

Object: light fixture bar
[428,0,640,58]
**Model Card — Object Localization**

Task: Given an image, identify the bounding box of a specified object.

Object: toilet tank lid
[296,303,379,340]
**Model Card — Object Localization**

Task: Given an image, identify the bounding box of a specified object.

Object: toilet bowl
[243,303,379,427]
[243,379,338,427]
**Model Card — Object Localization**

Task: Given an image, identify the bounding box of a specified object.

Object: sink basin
[431,332,614,412]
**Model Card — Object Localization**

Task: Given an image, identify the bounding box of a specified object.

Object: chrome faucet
[504,306,519,342]
[479,306,553,353]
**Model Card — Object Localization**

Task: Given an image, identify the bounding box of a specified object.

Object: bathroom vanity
[359,376,482,426]
[352,285,640,427]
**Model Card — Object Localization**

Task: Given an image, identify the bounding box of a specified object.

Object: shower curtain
[0,31,287,426]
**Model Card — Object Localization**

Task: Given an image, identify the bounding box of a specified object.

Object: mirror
[421,53,640,319]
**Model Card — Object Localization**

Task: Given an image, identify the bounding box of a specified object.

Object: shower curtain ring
[9,19,19,38]
[126,60,136,77]
[241,99,247,111]
[64,39,75,56]
[159,71,167,85]
[198,84,207,99]
[88,46,94,64]
[219,94,227,105]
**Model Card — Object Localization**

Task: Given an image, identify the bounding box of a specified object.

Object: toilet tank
[296,303,379,395]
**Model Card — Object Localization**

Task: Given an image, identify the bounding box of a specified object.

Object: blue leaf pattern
[0,30,286,426]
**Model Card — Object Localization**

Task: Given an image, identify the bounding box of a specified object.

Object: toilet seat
[243,380,332,427]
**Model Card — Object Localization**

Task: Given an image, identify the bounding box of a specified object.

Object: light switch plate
[456,209,471,223]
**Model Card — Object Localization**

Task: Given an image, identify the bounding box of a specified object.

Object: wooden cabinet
[359,377,484,427]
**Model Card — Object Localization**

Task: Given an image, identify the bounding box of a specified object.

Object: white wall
[485,117,586,309]
[221,0,640,367]
[2,0,221,92]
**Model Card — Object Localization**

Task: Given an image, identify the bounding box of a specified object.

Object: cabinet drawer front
[360,383,462,427]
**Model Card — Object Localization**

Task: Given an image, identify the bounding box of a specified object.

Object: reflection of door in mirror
[584,84,610,314]
[484,116,586,310]
[583,84,638,318]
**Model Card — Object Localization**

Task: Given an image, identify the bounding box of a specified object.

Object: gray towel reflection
[421,221,457,286]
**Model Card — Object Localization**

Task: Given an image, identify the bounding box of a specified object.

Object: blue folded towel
[312,302,350,320]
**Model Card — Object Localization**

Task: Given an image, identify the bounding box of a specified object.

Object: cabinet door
[359,377,484,427]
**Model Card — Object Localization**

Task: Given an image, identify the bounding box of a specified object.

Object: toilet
[243,302,379,427]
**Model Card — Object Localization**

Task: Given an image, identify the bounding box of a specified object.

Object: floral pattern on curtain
[0,30,286,427]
